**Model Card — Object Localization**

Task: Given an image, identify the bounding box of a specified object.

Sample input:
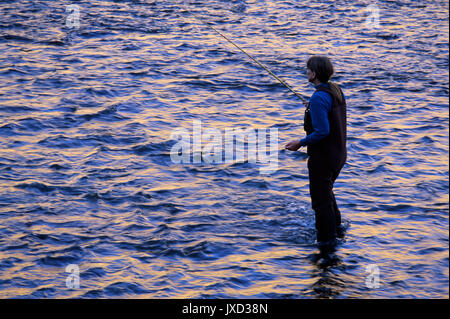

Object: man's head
[306,56,334,84]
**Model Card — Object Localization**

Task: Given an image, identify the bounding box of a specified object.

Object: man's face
[307,68,316,83]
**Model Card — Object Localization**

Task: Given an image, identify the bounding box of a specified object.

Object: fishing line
[180,5,308,104]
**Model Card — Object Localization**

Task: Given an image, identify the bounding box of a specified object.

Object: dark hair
[307,55,343,104]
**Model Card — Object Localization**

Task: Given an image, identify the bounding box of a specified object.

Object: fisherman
[185,11,346,248]
[285,56,347,249]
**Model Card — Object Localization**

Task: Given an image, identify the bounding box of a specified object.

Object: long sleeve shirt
[300,83,335,146]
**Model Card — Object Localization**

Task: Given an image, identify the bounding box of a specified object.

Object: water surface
[0,0,448,298]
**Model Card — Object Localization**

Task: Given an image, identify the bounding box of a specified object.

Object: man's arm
[299,92,332,146]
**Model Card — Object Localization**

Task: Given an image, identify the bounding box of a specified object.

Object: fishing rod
[182,7,308,104]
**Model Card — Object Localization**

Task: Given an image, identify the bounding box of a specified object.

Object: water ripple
[0,0,448,299]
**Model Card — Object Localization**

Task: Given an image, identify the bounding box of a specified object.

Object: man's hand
[285,140,301,151]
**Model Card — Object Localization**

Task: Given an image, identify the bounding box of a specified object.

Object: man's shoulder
[310,90,333,107]
[314,84,346,105]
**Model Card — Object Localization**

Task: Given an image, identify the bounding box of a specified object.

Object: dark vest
[304,84,347,167]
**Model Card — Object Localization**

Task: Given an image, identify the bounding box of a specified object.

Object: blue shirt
[299,83,336,146]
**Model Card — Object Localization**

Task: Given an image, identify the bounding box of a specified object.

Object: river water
[0,0,448,298]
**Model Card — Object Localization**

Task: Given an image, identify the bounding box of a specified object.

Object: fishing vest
[304,84,347,166]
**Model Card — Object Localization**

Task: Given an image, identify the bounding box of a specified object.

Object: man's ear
[308,71,316,83]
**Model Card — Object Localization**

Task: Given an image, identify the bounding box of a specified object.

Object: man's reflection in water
[307,244,346,298]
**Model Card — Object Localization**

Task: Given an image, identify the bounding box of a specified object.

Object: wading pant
[307,156,344,242]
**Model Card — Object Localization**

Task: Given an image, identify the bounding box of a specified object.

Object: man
[285,56,347,249]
